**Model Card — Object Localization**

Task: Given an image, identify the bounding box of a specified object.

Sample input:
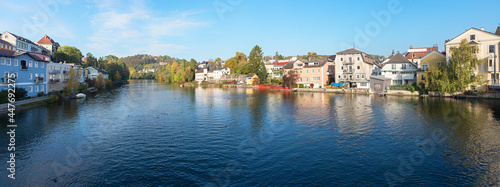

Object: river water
[1,80,499,186]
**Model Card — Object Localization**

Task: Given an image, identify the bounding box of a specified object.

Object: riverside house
[404,45,440,67]
[265,59,291,79]
[0,49,50,97]
[416,50,446,88]
[85,67,109,80]
[334,48,378,87]
[47,62,73,92]
[284,58,330,88]
[36,35,60,56]
[375,52,418,85]
[445,26,500,91]
[1,31,49,55]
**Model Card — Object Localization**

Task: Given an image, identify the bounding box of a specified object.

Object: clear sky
[1,0,499,61]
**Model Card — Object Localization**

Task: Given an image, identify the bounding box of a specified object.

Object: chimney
[410,45,413,49]
[480,27,485,31]
[433,44,438,50]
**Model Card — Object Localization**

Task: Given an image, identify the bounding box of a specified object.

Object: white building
[376,52,417,85]
[334,48,378,87]
[47,62,73,92]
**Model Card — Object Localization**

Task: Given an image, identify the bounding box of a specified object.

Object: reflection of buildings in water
[417,98,500,186]
[330,94,375,135]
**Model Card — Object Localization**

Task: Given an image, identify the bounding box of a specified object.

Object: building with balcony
[375,52,418,85]
[284,58,330,88]
[47,62,73,92]
[85,67,109,80]
[265,59,291,79]
[334,48,378,87]
[0,49,49,97]
[445,26,500,91]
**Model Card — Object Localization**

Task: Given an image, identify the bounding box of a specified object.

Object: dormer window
[470,34,475,41]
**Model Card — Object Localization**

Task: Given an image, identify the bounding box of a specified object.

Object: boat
[76,93,86,99]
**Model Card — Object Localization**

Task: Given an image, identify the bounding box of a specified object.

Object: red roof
[37,35,55,44]
[266,61,290,66]
[405,47,439,60]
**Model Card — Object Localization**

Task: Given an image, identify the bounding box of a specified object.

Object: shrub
[299,84,304,88]
[0,87,28,104]
[310,83,314,88]
[37,92,45,97]
[201,81,209,86]
[78,83,88,93]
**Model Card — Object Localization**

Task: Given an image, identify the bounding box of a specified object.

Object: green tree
[425,39,482,92]
[53,46,83,64]
[114,71,122,81]
[95,73,104,89]
[248,45,266,82]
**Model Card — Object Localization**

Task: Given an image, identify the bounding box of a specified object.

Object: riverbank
[0,96,52,114]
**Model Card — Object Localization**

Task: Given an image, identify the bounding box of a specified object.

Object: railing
[34,77,44,83]
[49,70,61,74]
[49,79,60,83]
[20,65,28,71]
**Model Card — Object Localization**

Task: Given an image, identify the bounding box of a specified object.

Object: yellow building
[416,51,446,88]
[246,73,259,85]
[445,26,500,91]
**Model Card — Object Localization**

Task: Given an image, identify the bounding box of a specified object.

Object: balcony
[344,60,354,65]
[327,72,334,75]
[63,70,69,74]
[342,69,355,73]
[20,65,29,71]
[49,79,60,83]
[34,77,44,84]
[49,70,61,74]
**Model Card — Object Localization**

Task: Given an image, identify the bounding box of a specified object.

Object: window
[489,60,493,67]
[1,57,4,65]
[338,75,341,79]
[312,69,314,73]
[306,70,308,73]
[349,75,352,80]
[340,58,343,61]
[392,64,396,70]
[29,73,32,79]
[41,85,44,91]
[7,59,11,66]
[13,72,18,79]
[29,86,33,92]
[360,83,367,87]
[29,61,33,67]
[341,66,343,70]
[344,75,346,78]
[300,70,302,74]
[401,64,406,69]
[361,74,365,79]
[317,68,320,73]
[470,35,475,40]
[349,57,352,63]
[357,57,360,61]
[357,66,360,70]
[35,86,39,92]
[422,64,429,70]
[356,74,360,79]
[20,60,27,70]
[393,80,403,85]
[392,72,397,74]
[489,45,495,53]
[313,77,320,81]
[35,61,38,68]
[433,55,436,58]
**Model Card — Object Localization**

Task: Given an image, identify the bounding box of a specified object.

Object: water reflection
[0,80,498,186]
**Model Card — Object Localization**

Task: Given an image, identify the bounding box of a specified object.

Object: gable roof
[336,48,363,55]
[0,39,14,47]
[37,35,56,44]
[445,27,500,44]
[382,52,417,68]
[7,32,39,46]
[421,50,445,60]
[0,49,50,61]
[496,26,500,36]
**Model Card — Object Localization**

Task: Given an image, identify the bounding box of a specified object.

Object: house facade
[85,67,109,80]
[0,49,49,97]
[265,59,290,79]
[284,58,330,88]
[377,52,418,85]
[47,62,73,92]
[0,39,15,51]
[1,32,48,55]
[334,48,377,86]
[37,35,60,56]
[246,73,259,85]
[404,45,440,67]
[416,51,446,88]
[445,26,500,90]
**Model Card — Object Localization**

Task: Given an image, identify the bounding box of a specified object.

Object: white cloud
[86,0,209,57]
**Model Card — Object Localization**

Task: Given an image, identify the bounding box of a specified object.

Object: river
[1,80,499,186]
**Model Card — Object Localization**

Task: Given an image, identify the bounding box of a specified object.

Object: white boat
[76,93,86,99]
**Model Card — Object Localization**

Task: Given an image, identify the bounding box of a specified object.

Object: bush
[0,87,28,104]
[78,83,88,93]
[201,81,209,86]
[37,92,45,97]
[299,84,304,88]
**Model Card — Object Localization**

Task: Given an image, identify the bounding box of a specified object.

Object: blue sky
[2,0,500,61]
